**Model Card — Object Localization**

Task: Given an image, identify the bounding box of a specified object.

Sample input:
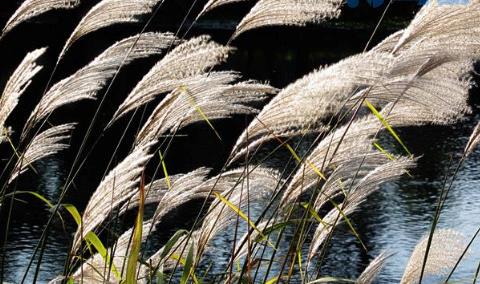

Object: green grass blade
[22,191,54,207]
[373,141,413,177]
[254,221,294,243]
[266,276,282,284]
[297,248,303,276]
[285,144,326,180]
[160,230,188,261]
[125,174,145,284]
[62,203,81,226]
[301,203,331,227]
[364,99,412,156]
[373,142,395,161]
[180,244,194,284]
[158,151,171,189]
[328,198,367,251]
[180,86,222,141]
[157,271,166,284]
[213,192,275,249]
[84,231,121,280]
[149,230,189,283]
[253,118,326,180]
[9,191,65,226]
[3,127,39,175]
[169,251,201,283]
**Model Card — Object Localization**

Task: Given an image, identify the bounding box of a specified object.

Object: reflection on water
[1,157,72,283]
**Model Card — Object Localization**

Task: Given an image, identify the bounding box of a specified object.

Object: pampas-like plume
[230,51,392,163]
[349,61,472,126]
[389,41,477,77]
[71,141,155,253]
[387,0,480,80]
[465,122,480,157]
[392,0,480,54]
[70,220,154,283]
[293,67,462,253]
[230,0,480,164]
[59,0,163,58]
[356,252,391,284]
[0,127,13,144]
[59,167,279,282]
[143,168,215,228]
[142,167,281,275]
[193,167,280,257]
[284,80,467,209]
[135,72,275,146]
[9,123,75,183]
[69,168,211,283]
[231,40,474,164]
[198,0,249,18]
[308,157,415,259]
[2,0,80,36]
[309,152,391,210]
[149,168,215,224]
[24,32,178,131]
[0,48,46,135]
[233,0,343,38]
[111,35,233,123]
[371,30,404,53]
[119,167,210,214]
[280,115,382,205]
[400,229,466,284]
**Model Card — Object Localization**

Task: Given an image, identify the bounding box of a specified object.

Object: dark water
[1,1,479,283]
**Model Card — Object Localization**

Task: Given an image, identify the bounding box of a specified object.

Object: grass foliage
[0,0,479,283]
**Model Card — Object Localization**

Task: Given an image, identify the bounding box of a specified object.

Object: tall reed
[0,0,478,283]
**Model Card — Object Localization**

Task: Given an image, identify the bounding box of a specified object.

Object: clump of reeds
[0,0,479,283]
